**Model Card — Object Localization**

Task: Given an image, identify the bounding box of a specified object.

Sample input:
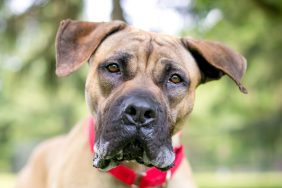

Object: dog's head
[55,20,247,171]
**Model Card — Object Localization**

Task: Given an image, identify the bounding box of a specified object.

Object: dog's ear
[55,19,126,76]
[181,38,248,94]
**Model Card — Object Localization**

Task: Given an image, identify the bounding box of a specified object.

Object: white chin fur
[151,146,175,168]
[94,141,110,158]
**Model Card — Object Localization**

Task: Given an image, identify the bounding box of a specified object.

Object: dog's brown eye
[169,74,182,84]
[107,63,120,73]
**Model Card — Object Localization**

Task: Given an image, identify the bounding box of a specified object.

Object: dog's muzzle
[92,91,175,171]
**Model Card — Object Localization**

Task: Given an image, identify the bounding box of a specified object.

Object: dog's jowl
[15,20,247,188]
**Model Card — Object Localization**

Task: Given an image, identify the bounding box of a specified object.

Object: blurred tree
[111,0,126,21]
[1,0,83,86]
[0,0,128,172]
[0,0,281,173]
[0,0,85,171]
[183,0,282,171]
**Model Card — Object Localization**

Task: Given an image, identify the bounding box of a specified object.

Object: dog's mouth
[93,138,175,171]
[93,140,144,169]
[92,91,175,171]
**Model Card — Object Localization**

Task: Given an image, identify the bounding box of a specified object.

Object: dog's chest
[46,127,128,188]
[45,122,193,188]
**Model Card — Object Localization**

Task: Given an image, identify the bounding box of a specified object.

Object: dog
[15,19,247,188]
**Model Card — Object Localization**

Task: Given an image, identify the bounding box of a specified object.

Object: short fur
[15,20,247,188]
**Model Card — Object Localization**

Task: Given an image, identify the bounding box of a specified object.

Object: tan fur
[85,28,201,128]
[16,20,247,188]
[15,120,196,188]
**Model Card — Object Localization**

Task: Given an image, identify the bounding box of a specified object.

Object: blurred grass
[2,172,282,188]
[0,173,15,188]
[195,172,282,188]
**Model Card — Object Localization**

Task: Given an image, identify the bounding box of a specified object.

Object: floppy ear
[55,19,126,76]
[181,38,248,94]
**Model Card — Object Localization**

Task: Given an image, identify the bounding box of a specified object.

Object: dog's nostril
[144,110,155,119]
[126,106,137,116]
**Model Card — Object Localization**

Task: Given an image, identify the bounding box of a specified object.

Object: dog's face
[55,20,247,171]
[85,27,202,171]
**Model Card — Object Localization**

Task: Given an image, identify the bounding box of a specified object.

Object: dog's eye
[169,74,182,84]
[106,63,120,73]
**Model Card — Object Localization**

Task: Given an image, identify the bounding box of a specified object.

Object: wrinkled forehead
[94,27,184,61]
[92,27,201,84]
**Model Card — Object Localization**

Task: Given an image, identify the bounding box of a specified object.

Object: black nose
[124,96,157,126]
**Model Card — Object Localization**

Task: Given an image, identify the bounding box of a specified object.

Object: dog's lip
[92,156,110,169]
[94,139,145,165]
[92,143,175,171]
[93,157,173,171]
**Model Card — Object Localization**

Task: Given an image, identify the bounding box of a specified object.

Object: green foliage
[0,0,281,174]
[2,172,282,188]
[195,172,282,188]
[0,0,85,171]
[182,0,282,171]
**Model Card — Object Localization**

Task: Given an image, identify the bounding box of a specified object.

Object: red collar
[88,118,184,188]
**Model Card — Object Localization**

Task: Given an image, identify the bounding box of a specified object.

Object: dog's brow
[161,59,189,73]
[105,52,133,64]
[161,59,181,69]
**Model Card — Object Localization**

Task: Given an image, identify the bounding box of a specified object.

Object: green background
[0,0,281,187]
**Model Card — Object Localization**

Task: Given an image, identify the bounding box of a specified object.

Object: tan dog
[15,20,247,188]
